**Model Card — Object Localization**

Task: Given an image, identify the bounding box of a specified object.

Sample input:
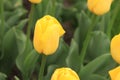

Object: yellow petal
[115,72,120,80]
[37,15,65,36]
[109,66,120,80]
[43,15,65,36]
[29,0,42,4]
[87,0,113,15]
[93,0,113,15]
[49,16,65,36]
[41,25,60,55]
[33,15,65,55]
[111,34,120,64]
[87,0,99,11]
[51,68,80,80]
[33,20,43,54]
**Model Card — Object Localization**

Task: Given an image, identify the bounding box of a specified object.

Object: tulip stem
[78,15,99,73]
[38,54,47,80]
[107,1,120,39]
[22,4,34,80]
[27,4,34,39]
[0,0,4,59]
[23,4,34,55]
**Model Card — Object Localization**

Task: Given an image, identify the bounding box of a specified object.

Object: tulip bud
[33,15,65,55]
[109,66,120,80]
[51,68,80,80]
[110,34,120,64]
[29,0,42,4]
[87,0,113,15]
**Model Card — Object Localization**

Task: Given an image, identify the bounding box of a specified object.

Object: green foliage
[66,39,80,72]
[79,54,116,80]
[0,72,7,80]
[0,27,25,74]
[14,76,20,80]
[86,31,110,61]
[0,0,120,80]
[74,11,90,51]
[83,74,107,80]
[111,0,120,37]
[16,49,39,79]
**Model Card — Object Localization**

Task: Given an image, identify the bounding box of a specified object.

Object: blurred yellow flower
[29,0,42,4]
[51,68,80,80]
[87,0,113,15]
[33,15,65,55]
[109,66,120,80]
[110,34,120,64]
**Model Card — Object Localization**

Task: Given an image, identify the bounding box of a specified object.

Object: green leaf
[83,74,108,80]
[55,2,63,18]
[45,0,56,15]
[16,19,28,30]
[111,1,120,37]
[0,72,7,80]
[14,76,20,80]
[4,0,13,10]
[16,49,39,79]
[23,50,39,77]
[14,27,27,54]
[0,27,25,74]
[0,27,29,74]
[79,54,117,79]
[74,11,91,51]
[16,28,33,75]
[35,3,43,18]
[95,14,110,32]
[6,8,27,27]
[86,31,110,61]
[4,0,23,10]
[66,39,80,72]
[75,0,87,11]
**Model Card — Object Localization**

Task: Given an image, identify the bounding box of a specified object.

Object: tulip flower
[110,34,120,64]
[87,0,113,15]
[33,15,65,55]
[29,0,42,4]
[51,68,80,80]
[109,66,120,80]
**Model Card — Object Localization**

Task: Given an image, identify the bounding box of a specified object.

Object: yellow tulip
[87,0,113,15]
[110,34,120,64]
[51,68,80,80]
[109,66,120,80]
[33,15,65,55]
[29,0,42,4]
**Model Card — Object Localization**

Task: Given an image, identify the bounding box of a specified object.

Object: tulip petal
[93,0,113,15]
[109,66,120,80]
[41,25,60,55]
[37,15,65,36]
[29,0,42,4]
[44,15,65,36]
[115,72,120,80]
[33,15,65,55]
[51,68,80,80]
[51,18,65,36]
[111,34,120,64]
[87,0,99,11]
[87,0,113,15]
[33,20,43,53]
